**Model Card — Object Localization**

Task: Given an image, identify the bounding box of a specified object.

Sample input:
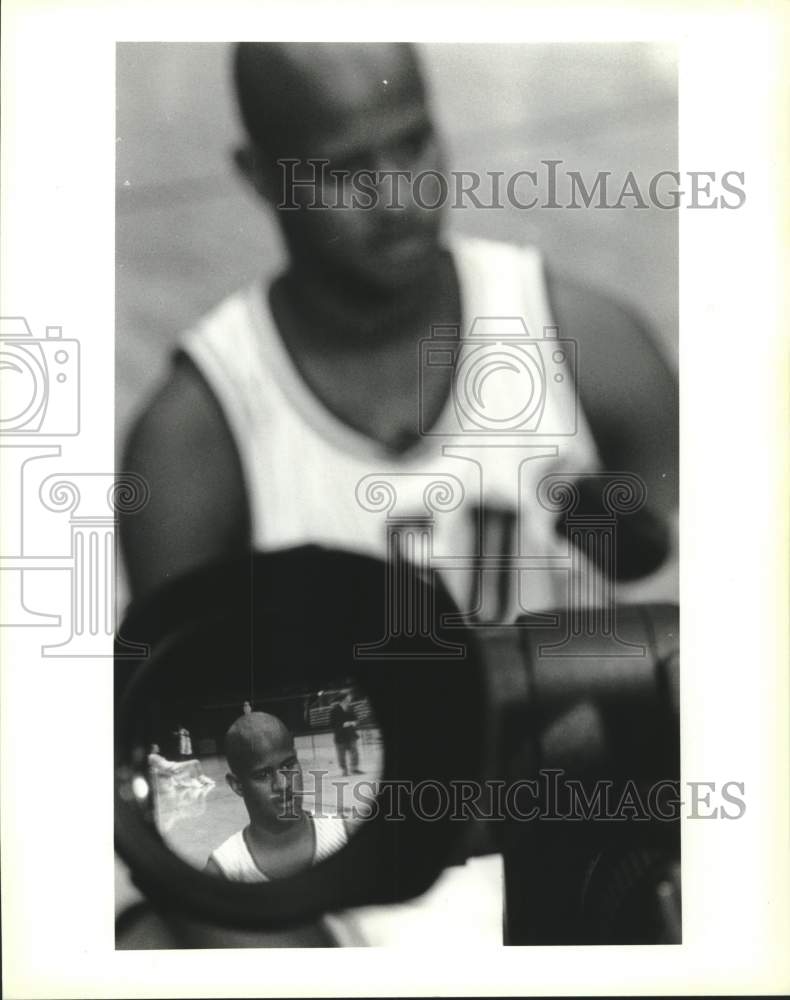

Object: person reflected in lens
[147,743,214,789]
[172,724,193,759]
[205,711,348,881]
[330,691,363,777]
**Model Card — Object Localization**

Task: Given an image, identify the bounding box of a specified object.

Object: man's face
[228,738,303,825]
[283,115,445,291]
[248,45,447,292]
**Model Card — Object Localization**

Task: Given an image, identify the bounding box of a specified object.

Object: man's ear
[226,772,243,797]
[233,144,275,203]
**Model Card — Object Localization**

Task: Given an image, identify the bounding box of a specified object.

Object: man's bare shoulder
[546,268,676,391]
[127,353,223,446]
[119,353,250,599]
[545,267,678,512]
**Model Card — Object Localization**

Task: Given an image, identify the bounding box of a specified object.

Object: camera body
[492,605,681,944]
[419,317,577,435]
[0,317,80,435]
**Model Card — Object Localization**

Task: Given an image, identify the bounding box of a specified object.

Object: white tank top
[210,815,349,882]
[181,235,600,618]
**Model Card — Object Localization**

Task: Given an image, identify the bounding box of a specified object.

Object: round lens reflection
[144,680,383,882]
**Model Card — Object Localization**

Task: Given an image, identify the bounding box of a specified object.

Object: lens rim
[115,545,486,929]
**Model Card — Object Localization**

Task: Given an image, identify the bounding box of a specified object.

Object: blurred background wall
[116,42,677,450]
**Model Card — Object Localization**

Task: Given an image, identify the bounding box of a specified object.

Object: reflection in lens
[142,680,383,881]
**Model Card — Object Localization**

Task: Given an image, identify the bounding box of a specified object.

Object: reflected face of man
[228,735,303,825]
[240,43,447,291]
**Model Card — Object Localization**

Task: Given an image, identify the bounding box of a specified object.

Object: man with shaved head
[205,711,348,881]
[232,43,444,306]
[121,42,676,608]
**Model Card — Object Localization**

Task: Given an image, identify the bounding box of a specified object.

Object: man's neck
[274,250,448,352]
[247,810,308,844]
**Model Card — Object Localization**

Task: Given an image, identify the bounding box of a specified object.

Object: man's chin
[361,251,439,293]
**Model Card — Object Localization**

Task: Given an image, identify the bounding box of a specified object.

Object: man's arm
[119,353,251,601]
[546,269,678,512]
[546,270,678,585]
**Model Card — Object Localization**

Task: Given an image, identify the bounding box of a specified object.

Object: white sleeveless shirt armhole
[210,829,267,882]
[313,814,350,862]
[179,298,267,531]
